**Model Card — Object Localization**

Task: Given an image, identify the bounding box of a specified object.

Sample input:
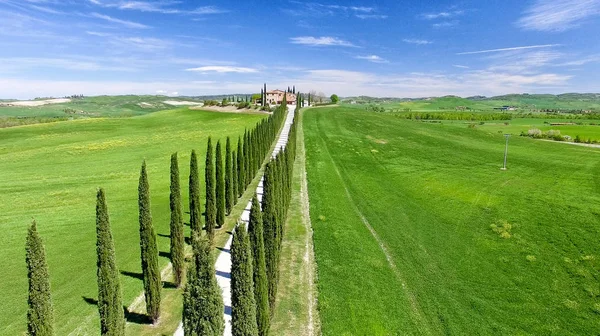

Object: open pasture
[0,108,264,335]
[304,106,600,335]
[0,95,203,118]
[462,118,600,143]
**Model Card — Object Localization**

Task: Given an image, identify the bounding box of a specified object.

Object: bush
[574,135,582,143]
[527,128,543,138]
[237,101,251,109]
[467,123,476,129]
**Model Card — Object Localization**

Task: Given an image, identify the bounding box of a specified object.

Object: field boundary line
[298,109,321,336]
[314,115,433,335]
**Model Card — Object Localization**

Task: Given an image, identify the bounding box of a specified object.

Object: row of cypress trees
[22,100,291,336]
[182,103,290,335]
[229,102,300,336]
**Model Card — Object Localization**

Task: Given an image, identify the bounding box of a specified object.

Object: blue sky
[1,0,600,99]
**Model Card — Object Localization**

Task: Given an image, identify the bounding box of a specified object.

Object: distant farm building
[266,90,296,105]
[494,106,517,111]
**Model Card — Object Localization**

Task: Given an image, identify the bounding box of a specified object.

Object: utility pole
[501,134,510,170]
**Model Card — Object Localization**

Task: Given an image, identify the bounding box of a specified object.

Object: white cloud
[556,54,600,66]
[517,0,600,32]
[355,55,389,63]
[355,14,388,19]
[90,12,149,29]
[453,65,470,69]
[421,10,464,20]
[432,21,458,28]
[88,1,226,15]
[0,67,580,100]
[457,44,560,55]
[290,36,355,47]
[403,38,432,45]
[185,66,258,73]
[284,2,383,19]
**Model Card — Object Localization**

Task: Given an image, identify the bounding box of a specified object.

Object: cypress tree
[243,130,250,186]
[248,196,269,335]
[138,161,161,323]
[232,150,238,202]
[26,220,54,336]
[205,137,216,240]
[262,163,278,309]
[231,224,258,336]
[169,153,185,287]
[189,150,202,234]
[95,189,125,335]
[215,140,225,228]
[225,137,234,215]
[237,137,244,197]
[182,233,224,335]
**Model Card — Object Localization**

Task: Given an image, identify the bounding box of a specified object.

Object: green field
[0,108,264,335]
[347,94,600,113]
[463,118,600,142]
[304,106,600,335]
[0,95,202,118]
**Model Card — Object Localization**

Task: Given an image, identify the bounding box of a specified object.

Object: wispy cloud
[356,14,388,19]
[453,65,470,69]
[432,21,459,28]
[457,44,560,55]
[88,1,227,15]
[421,10,464,20]
[355,55,389,63]
[517,0,600,32]
[290,36,355,47]
[403,38,432,45]
[556,54,600,66]
[284,2,385,19]
[186,66,258,73]
[90,12,149,28]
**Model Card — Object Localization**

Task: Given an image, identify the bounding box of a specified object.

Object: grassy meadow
[0,95,201,118]
[304,106,600,335]
[0,108,265,335]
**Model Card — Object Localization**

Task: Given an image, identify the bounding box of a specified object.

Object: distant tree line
[398,112,512,121]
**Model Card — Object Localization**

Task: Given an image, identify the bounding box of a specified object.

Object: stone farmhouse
[266,90,296,105]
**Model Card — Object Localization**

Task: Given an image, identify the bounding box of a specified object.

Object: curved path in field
[175,104,296,336]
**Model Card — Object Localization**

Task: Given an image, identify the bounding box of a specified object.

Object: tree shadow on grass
[81,296,152,325]
[157,233,171,238]
[120,270,143,281]
[159,251,171,260]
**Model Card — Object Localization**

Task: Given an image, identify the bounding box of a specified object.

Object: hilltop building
[266,90,296,105]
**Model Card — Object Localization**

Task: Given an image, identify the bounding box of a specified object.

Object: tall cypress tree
[243,130,250,186]
[189,150,202,234]
[248,196,269,335]
[95,189,125,335]
[169,153,185,287]
[225,137,234,215]
[232,150,238,203]
[138,161,161,323]
[205,138,216,240]
[231,224,258,336]
[262,163,278,309]
[26,220,54,336]
[237,137,244,197]
[182,233,224,335]
[215,141,225,229]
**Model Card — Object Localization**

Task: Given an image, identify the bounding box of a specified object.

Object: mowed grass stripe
[0,109,265,335]
[304,107,600,335]
[305,110,419,335]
